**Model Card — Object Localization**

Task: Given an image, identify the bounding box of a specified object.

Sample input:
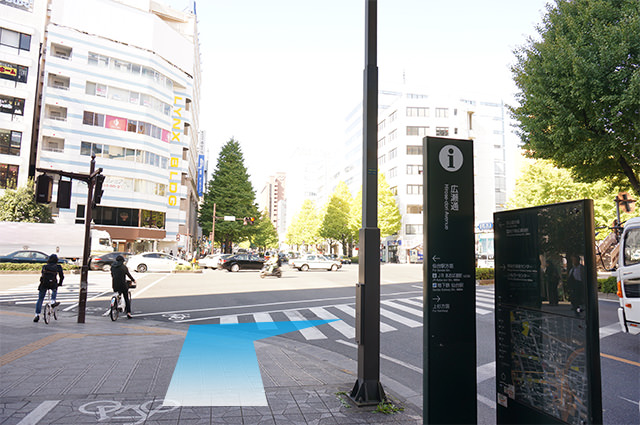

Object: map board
[494,200,602,424]
[423,137,476,424]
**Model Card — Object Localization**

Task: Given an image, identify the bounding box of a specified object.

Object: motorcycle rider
[265,252,282,275]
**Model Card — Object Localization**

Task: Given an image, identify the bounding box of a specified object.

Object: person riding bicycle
[34,254,64,322]
[111,255,136,319]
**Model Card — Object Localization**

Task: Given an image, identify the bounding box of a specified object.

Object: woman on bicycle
[34,254,64,322]
[110,255,136,319]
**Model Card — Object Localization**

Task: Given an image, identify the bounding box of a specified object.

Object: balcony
[47,74,70,90]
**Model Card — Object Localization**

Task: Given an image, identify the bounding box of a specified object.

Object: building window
[389,129,397,142]
[0,95,24,115]
[141,209,165,229]
[378,154,386,165]
[0,28,31,51]
[406,107,429,117]
[0,129,21,156]
[388,167,397,178]
[406,164,423,175]
[0,163,18,189]
[407,145,422,155]
[406,93,427,99]
[50,43,72,60]
[406,126,429,136]
[42,136,64,153]
[407,184,423,195]
[435,108,448,118]
[389,148,398,160]
[389,110,397,122]
[378,119,386,132]
[0,61,28,83]
[390,186,398,196]
[407,204,423,214]
[436,127,449,136]
[406,224,423,235]
[83,111,105,127]
[378,137,385,149]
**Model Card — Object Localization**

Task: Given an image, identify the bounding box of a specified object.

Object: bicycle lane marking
[78,399,179,425]
[16,400,60,425]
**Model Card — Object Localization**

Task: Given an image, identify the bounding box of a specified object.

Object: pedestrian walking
[34,254,64,322]
[111,255,136,319]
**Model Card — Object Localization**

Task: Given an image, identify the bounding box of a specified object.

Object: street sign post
[423,136,476,424]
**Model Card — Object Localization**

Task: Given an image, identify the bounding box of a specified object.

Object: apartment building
[35,0,201,253]
[0,0,48,190]
[338,90,512,263]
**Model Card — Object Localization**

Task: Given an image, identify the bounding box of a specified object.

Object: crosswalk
[0,273,114,309]
[172,287,497,342]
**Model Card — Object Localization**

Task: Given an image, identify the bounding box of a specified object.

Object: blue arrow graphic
[164,320,335,406]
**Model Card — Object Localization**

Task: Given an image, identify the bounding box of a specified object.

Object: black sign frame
[494,200,602,424]
[423,136,476,424]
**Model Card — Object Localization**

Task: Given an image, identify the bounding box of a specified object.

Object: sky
[167,0,551,213]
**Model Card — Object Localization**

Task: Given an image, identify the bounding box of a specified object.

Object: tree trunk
[619,155,640,196]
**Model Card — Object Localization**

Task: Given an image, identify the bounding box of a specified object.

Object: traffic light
[56,179,72,209]
[92,174,105,208]
[35,174,52,203]
[243,217,248,225]
[249,217,255,225]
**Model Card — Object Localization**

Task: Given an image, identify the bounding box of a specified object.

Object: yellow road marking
[0,333,83,367]
[601,353,640,367]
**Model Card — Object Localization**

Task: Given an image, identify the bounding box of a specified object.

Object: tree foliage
[252,210,279,251]
[319,182,354,255]
[197,139,259,253]
[508,159,638,230]
[0,180,53,223]
[285,199,321,250]
[511,0,640,195]
[350,173,402,241]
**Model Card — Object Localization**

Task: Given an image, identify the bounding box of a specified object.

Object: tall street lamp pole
[351,0,384,406]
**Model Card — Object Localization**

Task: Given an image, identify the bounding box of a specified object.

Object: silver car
[290,254,341,271]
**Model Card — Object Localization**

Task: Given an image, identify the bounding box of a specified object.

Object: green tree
[0,180,53,223]
[252,211,279,251]
[350,173,402,242]
[511,0,640,195]
[197,139,259,253]
[319,182,353,255]
[508,159,638,230]
[286,199,321,251]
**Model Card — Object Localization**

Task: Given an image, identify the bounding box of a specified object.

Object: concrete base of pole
[350,378,386,406]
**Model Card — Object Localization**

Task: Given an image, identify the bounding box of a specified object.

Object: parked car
[220,254,264,272]
[198,253,231,269]
[89,252,132,271]
[329,254,351,264]
[126,252,190,273]
[0,250,69,264]
[290,254,341,271]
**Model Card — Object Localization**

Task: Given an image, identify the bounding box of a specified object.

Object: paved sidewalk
[0,306,423,424]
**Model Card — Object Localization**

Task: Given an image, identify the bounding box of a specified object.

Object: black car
[89,252,132,271]
[220,254,264,272]
[0,250,69,264]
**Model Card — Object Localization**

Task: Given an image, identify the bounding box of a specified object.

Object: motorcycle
[260,264,282,278]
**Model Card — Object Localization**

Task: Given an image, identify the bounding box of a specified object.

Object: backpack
[40,265,58,290]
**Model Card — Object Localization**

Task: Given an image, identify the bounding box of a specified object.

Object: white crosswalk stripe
[282,310,327,340]
[308,306,354,339]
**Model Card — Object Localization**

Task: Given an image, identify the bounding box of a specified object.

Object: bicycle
[110,280,135,321]
[42,289,59,324]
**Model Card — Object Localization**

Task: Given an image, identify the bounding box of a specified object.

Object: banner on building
[197,154,205,197]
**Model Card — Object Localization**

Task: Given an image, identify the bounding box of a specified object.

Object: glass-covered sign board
[494,200,602,425]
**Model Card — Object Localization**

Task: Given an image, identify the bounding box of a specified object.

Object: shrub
[598,276,617,294]
[0,262,79,272]
[475,268,494,280]
[350,256,358,264]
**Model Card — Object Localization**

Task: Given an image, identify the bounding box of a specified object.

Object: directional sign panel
[423,137,476,424]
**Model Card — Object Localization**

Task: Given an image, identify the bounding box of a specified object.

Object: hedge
[0,262,79,272]
[475,268,494,280]
[598,276,617,294]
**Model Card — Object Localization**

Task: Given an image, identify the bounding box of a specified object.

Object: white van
[617,217,640,334]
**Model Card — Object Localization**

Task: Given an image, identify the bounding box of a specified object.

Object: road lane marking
[382,300,423,317]
[283,310,326,340]
[599,322,623,338]
[333,304,397,332]
[380,307,422,328]
[17,400,60,425]
[601,353,640,367]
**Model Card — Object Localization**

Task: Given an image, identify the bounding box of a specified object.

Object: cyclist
[110,255,136,319]
[34,254,64,322]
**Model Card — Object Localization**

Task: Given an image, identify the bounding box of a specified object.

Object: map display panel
[494,200,602,424]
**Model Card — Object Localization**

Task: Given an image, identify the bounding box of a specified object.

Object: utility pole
[351,0,384,406]
[210,203,216,252]
[37,154,103,323]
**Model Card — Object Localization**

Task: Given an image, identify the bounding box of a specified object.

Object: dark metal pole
[77,155,95,323]
[351,0,384,405]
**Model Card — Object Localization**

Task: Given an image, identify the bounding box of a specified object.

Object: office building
[36,0,201,253]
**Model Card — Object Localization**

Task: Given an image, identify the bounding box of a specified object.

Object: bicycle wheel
[43,303,51,324]
[110,296,119,321]
[53,305,58,320]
